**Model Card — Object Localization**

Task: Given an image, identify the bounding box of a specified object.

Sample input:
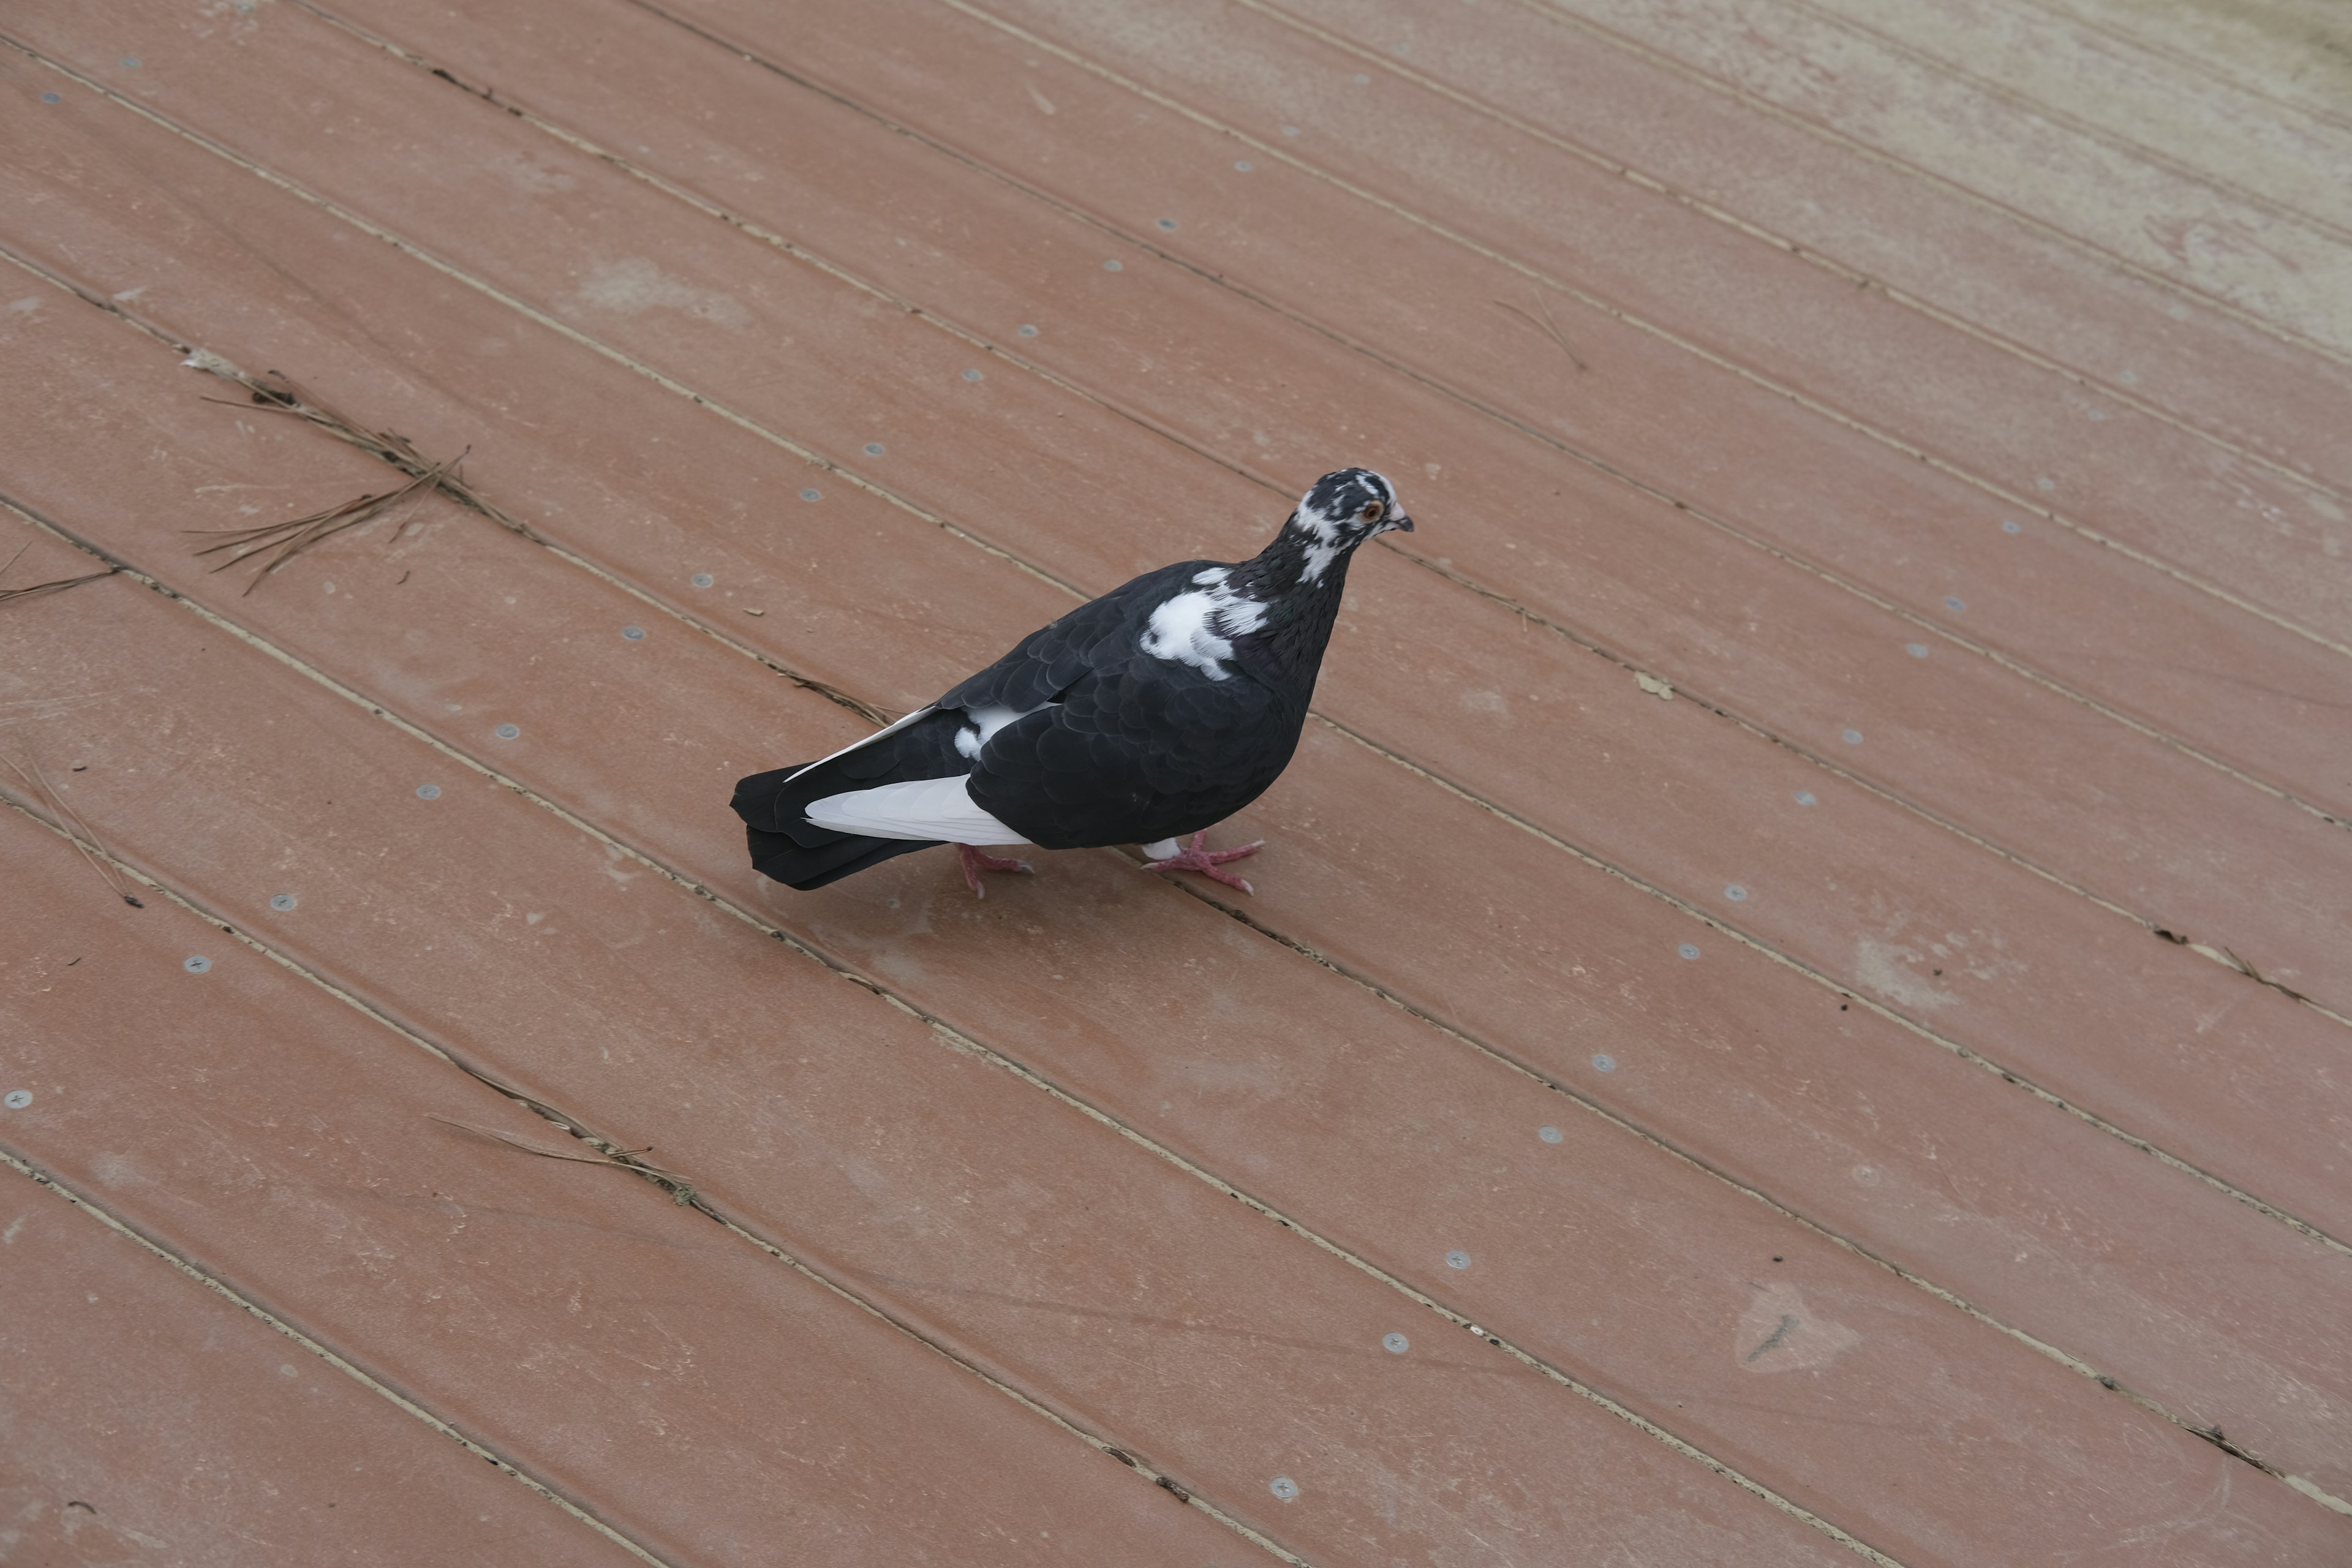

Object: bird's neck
[1223,516,1355,685]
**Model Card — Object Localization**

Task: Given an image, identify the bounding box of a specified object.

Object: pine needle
[1493,295,1589,372]
[0,538,116,610]
[4,753,143,908]
[186,456,451,595]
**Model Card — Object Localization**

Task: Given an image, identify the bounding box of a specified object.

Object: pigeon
[731,467,1412,896]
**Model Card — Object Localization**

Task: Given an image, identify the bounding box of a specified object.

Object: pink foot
[957,842,1035,898]
[1141,832,1264,895]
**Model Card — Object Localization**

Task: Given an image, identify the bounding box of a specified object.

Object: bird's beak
[1381,512,1414,535]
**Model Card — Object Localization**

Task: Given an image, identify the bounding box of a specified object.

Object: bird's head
[1287,467,1411,583]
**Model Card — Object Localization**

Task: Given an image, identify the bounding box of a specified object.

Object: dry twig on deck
[1493,295,1589,372]
[186,457,453,595]
[187,358,540,541]
[427,1114,697,1204]
[0,538,117,611]
[3,753,143,908]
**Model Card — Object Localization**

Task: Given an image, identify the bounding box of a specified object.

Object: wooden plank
[2030,0,2352,132]
[845,0,2352,640]
[6,171,2351,1556]
[0,521,1869,1563]
[0,802,1248,1567]
[7,55,2352,1509]
[1792,0,2352,229]
[1268,0,2352,497]
[0,1182,646,1568]
[1526,0,2352,353]
[15,0,2351,1016]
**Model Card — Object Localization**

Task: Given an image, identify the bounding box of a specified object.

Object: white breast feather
[804,775,1028,844]
[1140,568,1265,680]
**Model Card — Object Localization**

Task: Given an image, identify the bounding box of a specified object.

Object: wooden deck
[4,1,2349,1562]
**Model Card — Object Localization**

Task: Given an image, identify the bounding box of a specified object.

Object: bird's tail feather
[732,751,946,891]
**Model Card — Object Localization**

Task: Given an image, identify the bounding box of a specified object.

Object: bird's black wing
[935,560,1207,717]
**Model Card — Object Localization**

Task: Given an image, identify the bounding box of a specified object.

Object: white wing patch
[804,775,1028,844]
[1140,568,1267,680]
[954,703,1044,760]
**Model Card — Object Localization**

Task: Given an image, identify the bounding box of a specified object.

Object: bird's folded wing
[939,560,1204,714]
[783,705,938,785]
[802,774,1029,845]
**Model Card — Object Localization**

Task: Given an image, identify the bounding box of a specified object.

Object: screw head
[1944,596,1965,611]
[621,626,646,641]
[1906,643,1929,658]
[690,572,714,588]
[1724,884,1747,902]
[1234,159,1253,171]
[1591,1053,1617,1072]
[4,1090,32,1109]
[1678,943,1700,960]
[962,368,982,381]
[1102,258,1123,271]
[121,55,141,67]
[495,723,520,739]
[270,893,296,911]
[863,442,885,455]
[40,91,61,104]
[416,783,441,799]
[1157,217,1177,230]
[1281,124,1300,137]
[1842,728,1863,745]
[1382,1332,1409,1354]
[1794,790,1817,806]
[800,488,821,502]
[1270,1476,1299,1501]
[1016,325,1038,337]
[2001,519,2021,534]
[1538,1125,1562,1144]
[184,955,212,973]
[1444,1249,1471,1270]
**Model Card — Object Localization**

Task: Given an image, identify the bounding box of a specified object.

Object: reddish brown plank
[7,229,2352,1556]
[0,521,1871,1565]
[7,72,2352,1510]
[0,804,1250,1567]
[843,0,2352,639]
[1270,0,2352,494]
[12,1,2350,1026]
[320,0,2352,834]
[0,1177,643,1568]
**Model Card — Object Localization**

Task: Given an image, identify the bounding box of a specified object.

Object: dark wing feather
[969,650,1302,850]
[937,560,1206,715]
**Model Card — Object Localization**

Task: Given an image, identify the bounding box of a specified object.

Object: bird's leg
[1140,831,1264,895]
[957,843,1035,898]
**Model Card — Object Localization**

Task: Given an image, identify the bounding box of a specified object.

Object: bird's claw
[1142,832,1263,895]
[958,843,1035,898]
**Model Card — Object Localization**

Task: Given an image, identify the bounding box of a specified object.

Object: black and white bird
[731,467,1411,897]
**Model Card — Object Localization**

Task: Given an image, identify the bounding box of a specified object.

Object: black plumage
[731,467,1411,892]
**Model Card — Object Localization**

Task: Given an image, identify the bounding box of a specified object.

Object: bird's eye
[1359,501,1385,524]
